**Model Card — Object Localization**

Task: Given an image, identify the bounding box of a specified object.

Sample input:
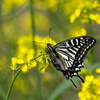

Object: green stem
[30,53,46,61]
[29,0,43,99]
[29,0,36,51]
[29,0,36,37]
[6,53,45,100]
[6,69,21,100]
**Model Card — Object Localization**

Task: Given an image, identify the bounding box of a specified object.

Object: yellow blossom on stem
[11,57,17,70]
[39,53,50,73]
[11,57,25,70]
[10,35,56,73]
[28,60,37,69]
[21,64,28,73]
[17,59,24,64]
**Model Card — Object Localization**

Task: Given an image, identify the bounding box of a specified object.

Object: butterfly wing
[54,36,96,73]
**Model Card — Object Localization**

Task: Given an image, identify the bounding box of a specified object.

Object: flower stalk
[6,53,46,100]
[6,69,21,100]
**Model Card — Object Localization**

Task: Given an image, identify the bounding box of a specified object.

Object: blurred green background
[0,0,100,100]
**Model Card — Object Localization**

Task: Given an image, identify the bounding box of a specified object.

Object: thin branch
[6,69,21,100]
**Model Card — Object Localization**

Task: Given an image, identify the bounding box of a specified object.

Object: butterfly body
[47,36,96,87]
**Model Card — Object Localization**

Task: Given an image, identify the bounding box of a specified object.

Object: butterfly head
[47,43,55,51]
[47,43,51,48]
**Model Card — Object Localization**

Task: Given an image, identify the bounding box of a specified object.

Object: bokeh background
[0,0,100,100]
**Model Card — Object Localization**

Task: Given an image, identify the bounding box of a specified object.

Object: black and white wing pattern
[47,36,96,87]
[47,36,96,88]
[54,36,96,69]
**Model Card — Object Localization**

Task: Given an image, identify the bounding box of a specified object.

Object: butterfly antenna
[69,78,77,88]
[77,74,84,83]
[49,28,51,43]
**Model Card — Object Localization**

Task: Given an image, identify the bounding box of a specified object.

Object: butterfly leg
[69,78,77,88]
[73,72,84,83]
[74,74,84,83]
[77,74,84,83]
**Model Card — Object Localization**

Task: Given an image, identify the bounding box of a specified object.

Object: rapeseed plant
[78,69,100,100]
[10,35,56,73]
[70,0,100,24]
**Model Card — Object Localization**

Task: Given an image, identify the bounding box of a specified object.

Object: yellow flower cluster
[70,28,86,37]
[11,35,36,72]
[78,69,100,100]
[38,52,50,73]
[11,35,56,73]
[34,36,56,73]
[70,0,100,24]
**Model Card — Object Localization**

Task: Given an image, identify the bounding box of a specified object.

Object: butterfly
[47,36,96,88]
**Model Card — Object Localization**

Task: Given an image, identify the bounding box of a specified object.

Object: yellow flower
[70,9,81,23]
[74,9,81,17]
[70,28,86,37]
[17,59,24,64]
[26,49,34,61]
[70,15,76,23]
[17,35,33,46]
[31,61,37,67]
[11,57,17,67]
[17,46,28,58]
[35,36,56,46]
[89,14,96,20]
[11,57,25,70]
[28,60,37,69]
[11,57,17,70]
[80,28,86,35]
[21,64,28,73]
[38,53,50,73]
[96,14,100,24]
[96,68,100,74]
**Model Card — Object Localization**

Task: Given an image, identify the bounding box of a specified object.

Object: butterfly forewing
[54,36,96,72]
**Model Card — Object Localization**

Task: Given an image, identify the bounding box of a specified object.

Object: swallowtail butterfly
[47,36,96,88]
